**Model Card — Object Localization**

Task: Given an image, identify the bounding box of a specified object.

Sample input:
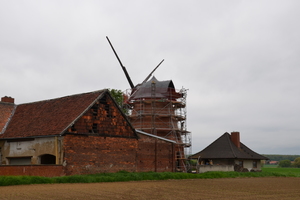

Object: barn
[0,90,176,177]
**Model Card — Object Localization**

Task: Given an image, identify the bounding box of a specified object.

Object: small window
[40,154,56,164]
[253,161,257,168]
[238,160,243,167]
[9,157,32,165]
[92,123,98,133]
[71,125,76,132]
[204,159,211,165]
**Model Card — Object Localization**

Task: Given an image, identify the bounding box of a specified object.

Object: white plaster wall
[197,165,234,173]
[243,160,253,170]
[234,159,261,171]
[1,137,63,165]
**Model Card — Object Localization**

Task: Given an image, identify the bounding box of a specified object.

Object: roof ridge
[19,89,108,105]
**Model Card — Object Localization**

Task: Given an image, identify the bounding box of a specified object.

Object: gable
[65,92,137,138]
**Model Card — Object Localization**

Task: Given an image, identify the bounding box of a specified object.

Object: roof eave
[0,134,62,141]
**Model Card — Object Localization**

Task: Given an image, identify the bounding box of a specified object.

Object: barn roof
[0,90,115,139]
[189,132,268,160]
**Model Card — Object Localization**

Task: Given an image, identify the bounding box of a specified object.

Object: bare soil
[0,177,299,200]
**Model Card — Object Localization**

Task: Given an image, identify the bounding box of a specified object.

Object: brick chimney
[1,96,15,104]
[230,131,240,148]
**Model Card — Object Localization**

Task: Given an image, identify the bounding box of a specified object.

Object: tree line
[262,155,300,168]
[262,154,300,161]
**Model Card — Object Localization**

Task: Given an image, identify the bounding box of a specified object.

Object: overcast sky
[1,0,299,155]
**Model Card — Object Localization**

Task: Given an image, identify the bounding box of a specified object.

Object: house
[189,132,268,173]
[0,90,177,177]
[268,161,279,165]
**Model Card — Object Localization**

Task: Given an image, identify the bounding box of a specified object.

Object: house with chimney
[0,90,177,177]
[189,132,268,173]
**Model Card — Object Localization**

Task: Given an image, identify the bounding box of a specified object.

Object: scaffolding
[124,78,191,172]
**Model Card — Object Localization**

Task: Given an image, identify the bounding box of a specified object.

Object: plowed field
[0,177,299,199]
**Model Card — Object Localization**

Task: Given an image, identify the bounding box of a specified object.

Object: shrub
[278,160,292,168]
[292,157,300,168]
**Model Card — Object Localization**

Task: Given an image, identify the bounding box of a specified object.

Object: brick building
[0,90,176,177]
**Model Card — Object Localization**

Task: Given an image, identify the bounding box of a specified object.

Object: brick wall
[68,95,136,138]
[63,134,138,175]
[137,134,175,172]
[0,134,176,176]
[0,165,64,177]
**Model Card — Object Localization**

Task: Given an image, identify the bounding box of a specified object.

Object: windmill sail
[106,36,135,89]
[142,59,164,84]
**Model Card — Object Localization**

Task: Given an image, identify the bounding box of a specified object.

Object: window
[92,123,99,133]
[71,124,76,132]
[92,104,99,118]
[238,160,243,167]
[9,157,32,165]
[100,96,113,118]
[39,154,56,164]
[253,161,257,168]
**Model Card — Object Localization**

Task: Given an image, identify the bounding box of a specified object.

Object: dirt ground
[0,177,299,200]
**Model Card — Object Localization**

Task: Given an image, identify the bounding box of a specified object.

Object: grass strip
[0,168,299,187]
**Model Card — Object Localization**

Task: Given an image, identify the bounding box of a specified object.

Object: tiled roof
[0,90,107,139]
[0,102,16,134]
[189,132,268,160]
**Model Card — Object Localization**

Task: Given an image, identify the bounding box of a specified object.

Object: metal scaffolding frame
[124,84,191,172]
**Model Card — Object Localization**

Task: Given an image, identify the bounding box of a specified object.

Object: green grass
[263,164,278,168]
[262,167,300,176]
[0,167,299,187]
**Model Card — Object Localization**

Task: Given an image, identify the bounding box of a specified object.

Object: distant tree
[263,154,300,161]
[278,160,292,168]
[292,157,300,168]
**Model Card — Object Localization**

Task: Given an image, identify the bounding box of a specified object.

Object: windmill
[106,37,191,172]
[106,36,164,89]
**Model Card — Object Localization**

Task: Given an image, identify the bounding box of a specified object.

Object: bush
[292,157,300,168]
[278,160,292,168]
